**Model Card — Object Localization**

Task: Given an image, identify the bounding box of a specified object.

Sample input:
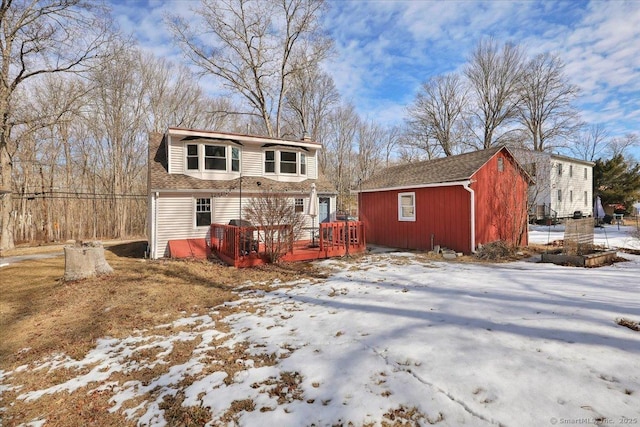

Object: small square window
[398,192,415,221]
[295,198,304,213]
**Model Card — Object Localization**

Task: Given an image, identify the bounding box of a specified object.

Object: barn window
[195,198,211,227]
[497,157,504,172]
[398,192,415,221]
[295,198,304,212]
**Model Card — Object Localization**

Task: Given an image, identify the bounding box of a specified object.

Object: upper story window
[185,142,240,173]
[265,150,276,173]
[584,167,588,180]
[232,147,240,172]
[569,165,573,177]
[264,149,306,175]
[205,145,226,170]
[280,151,297,173]
[557,163,563,176]
[187,144,199,170]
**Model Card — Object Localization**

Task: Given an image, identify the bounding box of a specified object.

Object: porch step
[168,238,211,259]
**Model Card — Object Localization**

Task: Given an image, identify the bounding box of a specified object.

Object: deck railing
[210,221,366,266]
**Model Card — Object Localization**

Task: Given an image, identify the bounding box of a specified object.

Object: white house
[513,150,594,221]
[147,127,337,259]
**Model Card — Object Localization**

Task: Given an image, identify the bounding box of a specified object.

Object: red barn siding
[472,152,529,248]
[359,185,472,253]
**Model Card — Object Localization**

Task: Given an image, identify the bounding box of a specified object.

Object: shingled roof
[359,146,509,191]
[148,132,337,194]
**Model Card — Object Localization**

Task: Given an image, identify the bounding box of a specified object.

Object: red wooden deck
[209,221,366,267]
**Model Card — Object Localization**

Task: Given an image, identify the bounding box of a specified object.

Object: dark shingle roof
[359,146,505,191]
[148,132,336,194]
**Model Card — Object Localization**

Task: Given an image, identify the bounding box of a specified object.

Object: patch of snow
[2,249,639,426]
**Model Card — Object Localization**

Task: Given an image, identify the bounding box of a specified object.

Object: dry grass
[0,241,325,426]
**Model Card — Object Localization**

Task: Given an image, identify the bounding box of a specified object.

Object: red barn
[357,146,531,254]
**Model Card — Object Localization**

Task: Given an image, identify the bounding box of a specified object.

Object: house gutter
[462,182,476,253]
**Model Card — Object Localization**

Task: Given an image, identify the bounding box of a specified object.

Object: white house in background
[513,149,594,221]
[147,127,337,259]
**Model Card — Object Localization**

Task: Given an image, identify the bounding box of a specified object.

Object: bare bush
[243,191,306,263]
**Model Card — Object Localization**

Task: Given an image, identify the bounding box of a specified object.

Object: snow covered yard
[1,226,639,426]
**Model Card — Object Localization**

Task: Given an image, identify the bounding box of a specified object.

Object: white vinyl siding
[154,193,212,258]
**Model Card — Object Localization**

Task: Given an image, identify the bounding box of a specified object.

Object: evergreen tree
[593,155,640,212]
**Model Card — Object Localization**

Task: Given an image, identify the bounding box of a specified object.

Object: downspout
[151,191,159,259]
[462,182,476,253]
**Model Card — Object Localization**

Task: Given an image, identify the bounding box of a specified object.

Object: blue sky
[112,0,640,158]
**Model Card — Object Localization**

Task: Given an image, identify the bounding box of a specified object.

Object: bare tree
[406,73,468,156]
[0,0,110,250]
[243,191,305,263]
[168,0,331,138]
[517,53,581,152]
[607,133,639,159]
[282,63,339,140]
[354,120,384,185]
[465,38,526,149]
[322,104,359,212]
[569,124,609,162]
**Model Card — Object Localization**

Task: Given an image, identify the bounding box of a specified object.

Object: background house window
[557,163,563,176]
[232,147,240,172]
[584,168,587,179]
[186,144,199,170]
[557,189,562,201]
[205,145,226,170]
[300,153,306,175]
[195,198,211,227]
[570,190,573,202]
[398,192,415,221]
[497,157,504,172]
[584,191,587,206]
[280,151,297,174]
[569,165,573,177]
[265,150,275,173]
[295,198,304,212]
